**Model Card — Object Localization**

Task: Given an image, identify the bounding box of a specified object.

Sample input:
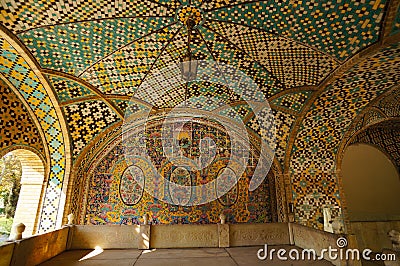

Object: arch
[340,143,400,221]
[1,149,45,238]
[70,116,284,224]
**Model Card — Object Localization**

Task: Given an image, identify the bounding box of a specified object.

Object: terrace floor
[39,245,335,266]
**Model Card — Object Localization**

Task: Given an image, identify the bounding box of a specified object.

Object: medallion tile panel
[84,119,276,225]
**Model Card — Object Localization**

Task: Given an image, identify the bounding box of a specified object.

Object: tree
[0,153,22,218]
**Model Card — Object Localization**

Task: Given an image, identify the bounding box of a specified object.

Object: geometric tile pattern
[2,0,389,111]
[0,37,66,232]
[363,109,386,128]
[134,29,189,107]
[247,109,296,167]
[112,99,150,117]
[70,126,124,222]
[206,21,338,88]
[271,91,313,113]
[63,100,120,158]
[347,89,400,171]
[218,104,253,124]
[47,75,95,103]
[1,0,176,33]
[206,0,386,60]
[391,4,400,36]
[377,89,400,118]
[81,22,180,96]
[347,88,400,137]
[18,17,175,76]
[198,26,286,99]
[185,80,240,111]
[289,42,400,228]
[0,79,45,155]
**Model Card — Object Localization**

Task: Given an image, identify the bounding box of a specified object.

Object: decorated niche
[85,117,276,225]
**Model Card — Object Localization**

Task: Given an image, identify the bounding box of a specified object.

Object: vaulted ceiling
[1,0,399,165]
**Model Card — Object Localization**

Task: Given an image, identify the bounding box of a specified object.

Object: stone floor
[39,246,334,266]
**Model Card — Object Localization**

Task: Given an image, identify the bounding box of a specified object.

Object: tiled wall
[84,118,277,225]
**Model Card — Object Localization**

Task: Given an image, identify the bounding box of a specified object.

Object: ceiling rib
[78,21,179,78]
[205,18,340,64]
[202,22,287,91]
[135,25,183,108]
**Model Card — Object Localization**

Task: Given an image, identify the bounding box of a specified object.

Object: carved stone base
[138,225,150,250]
[218,224,229,248]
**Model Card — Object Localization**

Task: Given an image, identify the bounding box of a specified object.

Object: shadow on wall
[341,143,400,251]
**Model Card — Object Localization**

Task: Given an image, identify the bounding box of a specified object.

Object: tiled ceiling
[1,0,388,107]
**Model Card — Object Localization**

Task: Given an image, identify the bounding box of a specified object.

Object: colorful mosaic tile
[63,100,120,158]
[391,3,400,36]
[1,0,175,33]
[218,103,253,124]
[82,23,182,96]
[112,99,150,117]
[198,26,286,99]
[1,0,398,230]
[0,37,66,232]
[47,75,95,103]
[271,91,313,113]
[134,29,189,107]
[289,42,400,228]
[19,17,175,76]
[377,89,400,118]
[0,79,45,155]
[247,108,296,167]
[345,88,400,137]
[205,0,386,60]
[185,80,236,111]
[363,109,385,127]
[200,0,246,11]
[205,20,338,88]
[85,118,276,225]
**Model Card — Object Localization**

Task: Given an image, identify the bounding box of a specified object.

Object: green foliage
[0,217,13,235]
[0,154,22,219]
